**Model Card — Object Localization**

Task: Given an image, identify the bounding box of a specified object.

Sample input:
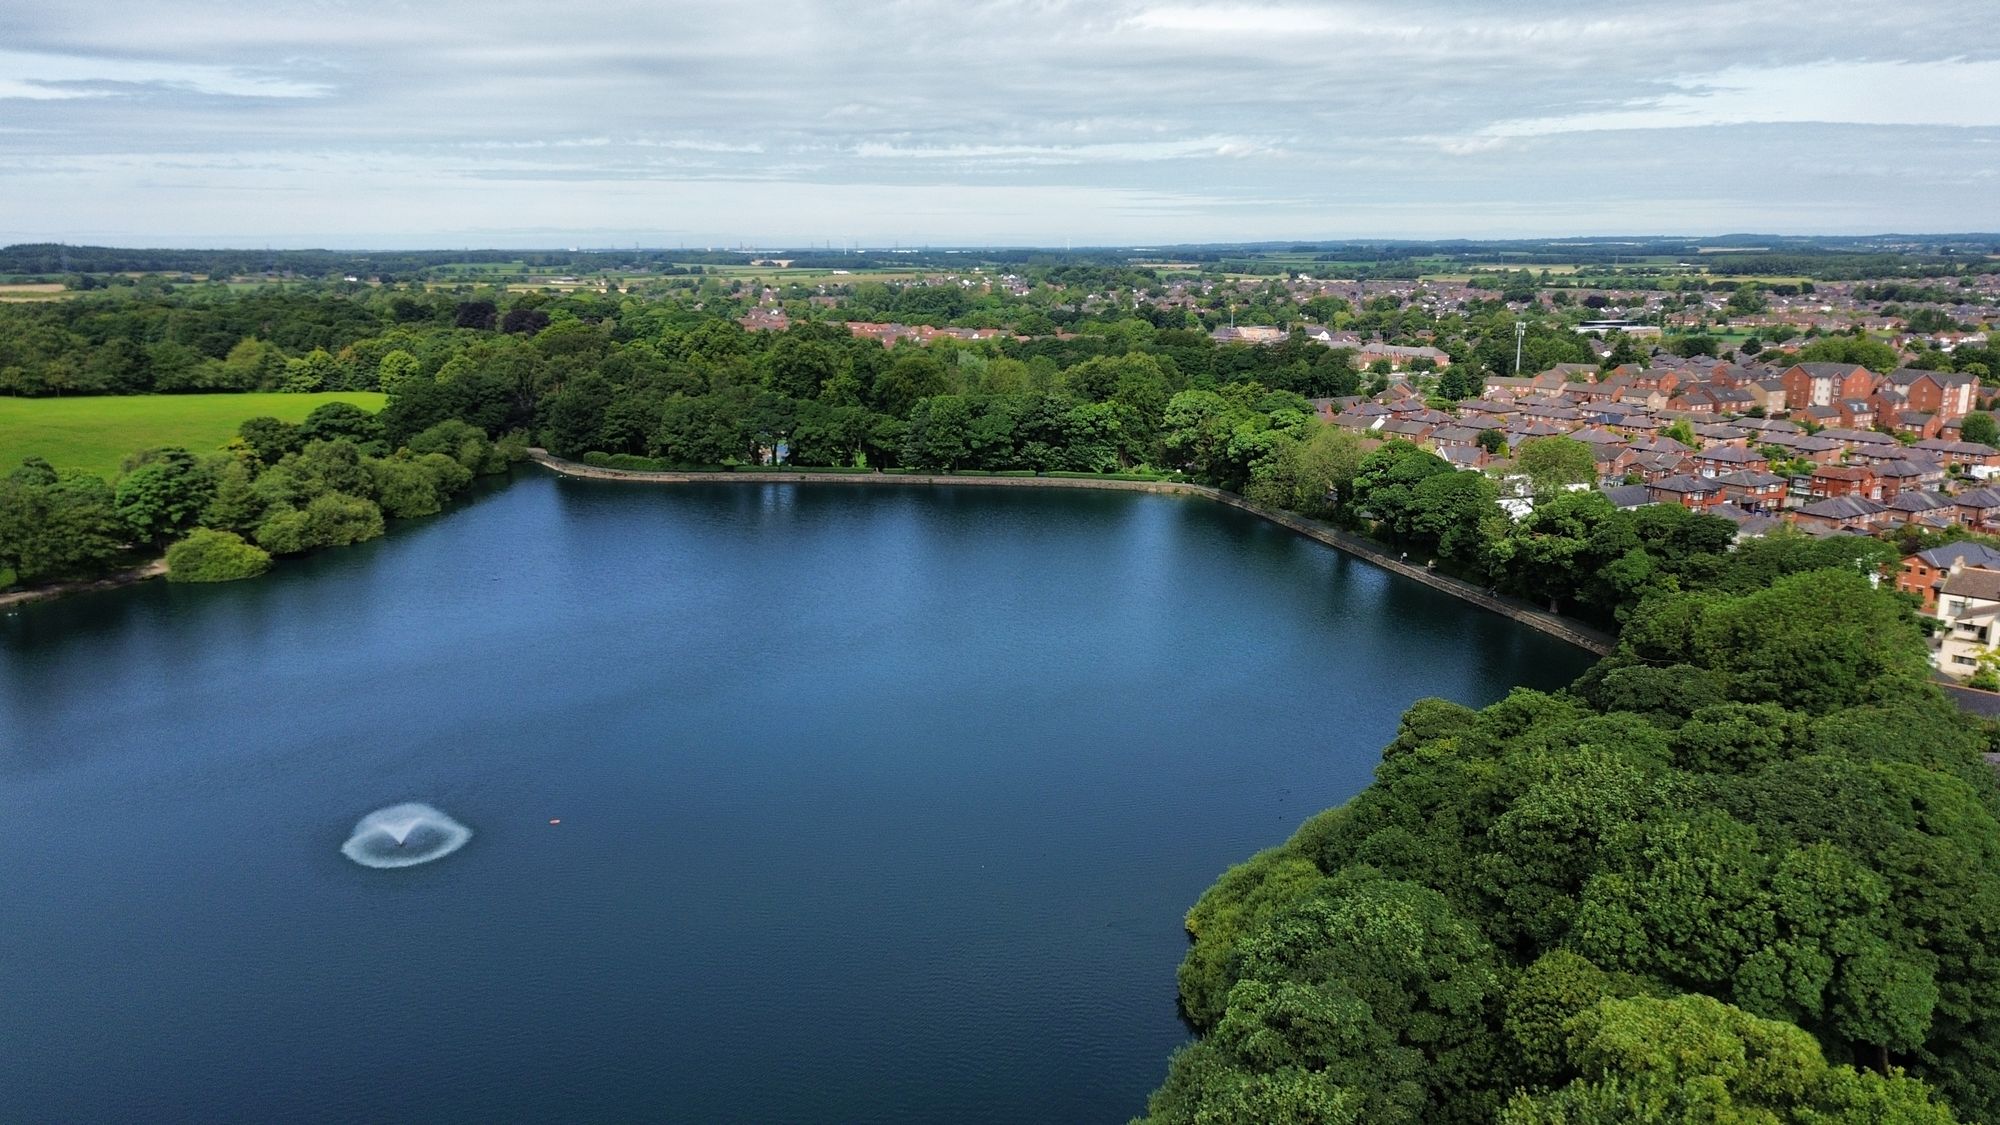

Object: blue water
[0,474,1592,1123]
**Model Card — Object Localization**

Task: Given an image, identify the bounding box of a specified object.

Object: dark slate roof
[1649,474,1713,494]
[1915,439,2000,456]
[1715,470,1786,487]
[1798,495,1886,519]
[1600,484,1654,508]
[1695,445,1766,463]
[1706,502,1781,536]
[1915,542,2000,569]
[1873,460,1928,479]
[1886,490,1954,513]
[1955,487,2000,508]
[1889,367,1977,387]
[1819,427,1896,446]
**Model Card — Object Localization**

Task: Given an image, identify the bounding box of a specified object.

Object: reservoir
[0,474,1593,1123]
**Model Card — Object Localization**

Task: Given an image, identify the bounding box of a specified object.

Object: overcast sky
[1,1,1996,248]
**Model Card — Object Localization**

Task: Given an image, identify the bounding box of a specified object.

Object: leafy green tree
[300,493,382,546]
[1726,284,1769,315]
[1500,994,1959,1124]
[1684,570,1928,713]
[0,464,126,584]
[1796,335,1899,372]
[872,351,951,416]
[114,448,216,545]
[202,459,264,532]
[1136,1043,1361,1125]
[1958,412,1998,448]
[902,395,974,470]
[1347,441,1454,541]
[376,348,422,394]
[368,457,445,519]
[1411,472,1500,566]
[1503,951,1614,1087]
[407,420,504,474]
[165,529,270,582]
[1516,436,1598,494]
[282,347,340,392]
[297,402,383,451]
[292,440,374,499]
[236,417,301,465]
[1491,490,1626,613]
[540,373,614,457]
[1245,425,1365,517]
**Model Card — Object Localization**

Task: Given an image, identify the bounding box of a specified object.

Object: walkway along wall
[526,449,1618,658]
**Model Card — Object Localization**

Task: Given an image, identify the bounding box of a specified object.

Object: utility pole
[1515,320,1526,375]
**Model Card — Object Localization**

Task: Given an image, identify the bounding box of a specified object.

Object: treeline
[1340,438,1904,625]
[1138,548,2000,1122]
[0,403,518,586]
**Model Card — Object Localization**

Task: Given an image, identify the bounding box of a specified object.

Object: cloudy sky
[1,1,1996,247]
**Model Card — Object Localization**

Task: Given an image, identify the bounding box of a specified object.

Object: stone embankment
[526,449,1617,657]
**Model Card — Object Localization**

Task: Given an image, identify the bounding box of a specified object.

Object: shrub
[369,456,444,519]
[303,492,384,547]
[165,528,271,583]
[253,492,384,555]
[253,509,312,555]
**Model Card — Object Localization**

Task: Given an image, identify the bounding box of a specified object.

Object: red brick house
[1647,474,1725,510]
[1692,445,1770,477]
[1714,470,1789,513]
[1791,495,1886,533]
[1954,486,2000,532]
[1898,542,2000,612]
[1808,465,1881,501]
[1781,362,1877,410]
[1884,368,1978,419]
[1836,399,1878,429]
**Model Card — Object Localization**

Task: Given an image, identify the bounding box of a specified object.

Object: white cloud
[1487,59,2000,136]
[0,48,330,100]
[0,2,1996,241]
[851,136,1280,164]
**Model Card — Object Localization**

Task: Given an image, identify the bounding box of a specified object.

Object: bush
[303,492,384,547]
[417,452,473,495]
[165,528,271,583]
[408,419,505,474]
[369,456,443,518]
[253,509,312,555]
[581,452,671,471]
[253,492,384,555]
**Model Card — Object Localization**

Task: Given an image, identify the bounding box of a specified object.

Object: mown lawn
[0,392,387,480]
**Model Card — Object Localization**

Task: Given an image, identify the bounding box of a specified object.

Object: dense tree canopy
[1142,556,1997,1124]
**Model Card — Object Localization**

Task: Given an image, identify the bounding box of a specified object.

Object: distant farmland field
[0,392,388,480]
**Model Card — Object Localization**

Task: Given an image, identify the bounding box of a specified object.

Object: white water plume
[340,802,472,869]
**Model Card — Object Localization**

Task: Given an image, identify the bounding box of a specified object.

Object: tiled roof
[1915,542,2000,569]
[1797,495,1886,520]
[1940,567,2000,602]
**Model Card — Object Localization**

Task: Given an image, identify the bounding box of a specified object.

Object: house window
[1954,655,1977,666]
[1946,599,1965,616]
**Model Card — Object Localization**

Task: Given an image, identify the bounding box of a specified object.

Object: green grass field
[0,392,388,480]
